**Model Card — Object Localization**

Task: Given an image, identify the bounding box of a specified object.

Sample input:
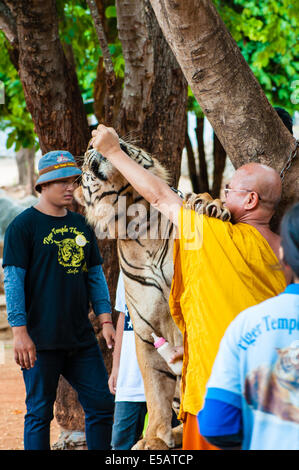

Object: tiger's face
[54,238,84,268]
[274,341,299,404]
[75,139,170,238]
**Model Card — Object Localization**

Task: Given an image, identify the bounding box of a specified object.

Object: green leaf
[105,6,117,19]
[6,133,15,149]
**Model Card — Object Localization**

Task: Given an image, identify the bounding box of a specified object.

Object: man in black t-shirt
[3,150,115,450]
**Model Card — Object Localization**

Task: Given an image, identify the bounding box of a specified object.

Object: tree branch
[0,1,17,45]
[86,0,116,86]
[86,0,116,125]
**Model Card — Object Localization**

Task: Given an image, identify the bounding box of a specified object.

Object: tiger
[54,239,85,269]
[74,138,230,450]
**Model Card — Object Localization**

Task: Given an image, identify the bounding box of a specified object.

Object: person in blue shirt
[2,150,115,450]
[198,202,299,450]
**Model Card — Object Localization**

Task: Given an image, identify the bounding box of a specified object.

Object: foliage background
[0,0,298,150]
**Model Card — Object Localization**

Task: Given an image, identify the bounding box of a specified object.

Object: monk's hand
[91,124,121,159]
[169,345,184,364]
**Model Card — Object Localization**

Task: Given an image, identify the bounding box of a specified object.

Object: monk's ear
[74,186,85,207]
[244,192,259,210]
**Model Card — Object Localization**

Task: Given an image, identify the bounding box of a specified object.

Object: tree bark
[0,1,17,47]
[149,0,298,217]
[15,147,36,195]
[211,132,226,198]
[195,116,209,193]
[116,0,188,187]
[87,0,118,126]
[185,125,199,193]
[8,0,90,156]
[15,148,28,186]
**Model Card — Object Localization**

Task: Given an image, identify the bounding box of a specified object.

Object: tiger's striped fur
[75,139,230,449]
[75,139,183,449]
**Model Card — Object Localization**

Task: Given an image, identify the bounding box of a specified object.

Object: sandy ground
[0,338,61,450]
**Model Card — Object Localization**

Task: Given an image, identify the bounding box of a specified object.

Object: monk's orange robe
[169,208,286,450]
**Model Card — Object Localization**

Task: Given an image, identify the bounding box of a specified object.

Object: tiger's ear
[74,186,85,207]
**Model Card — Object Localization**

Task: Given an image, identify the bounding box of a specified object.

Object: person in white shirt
[198,202,299,450]
[109,271,147,450]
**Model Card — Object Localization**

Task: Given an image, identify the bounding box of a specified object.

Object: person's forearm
[12,325,36,369]
[91,125,182,224]
[88,265,112,316]
[111,312,125,371]
[99,312,113,324]
[3,266,27,327]
[106,149,182,224]
[107,149,173,207]
[12,325,28,336]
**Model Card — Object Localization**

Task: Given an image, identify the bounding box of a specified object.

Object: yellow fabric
[169,207,286,420]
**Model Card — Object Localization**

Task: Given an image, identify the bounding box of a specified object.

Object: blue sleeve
[88,264,112,315]
[198,398,242,437]
[3,266,27,327]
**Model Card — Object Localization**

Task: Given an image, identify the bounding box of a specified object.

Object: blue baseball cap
[35,150,82,192]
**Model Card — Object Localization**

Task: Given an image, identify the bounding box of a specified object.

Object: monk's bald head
[232,163,282,209]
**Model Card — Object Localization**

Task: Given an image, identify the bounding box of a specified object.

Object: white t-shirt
[114,271,146,402]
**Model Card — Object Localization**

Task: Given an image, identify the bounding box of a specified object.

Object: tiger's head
[74,139,171,239]
[53,238,85,268]
[274,340,299,406]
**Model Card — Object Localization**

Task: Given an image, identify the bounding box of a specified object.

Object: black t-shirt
[3,207,103,350]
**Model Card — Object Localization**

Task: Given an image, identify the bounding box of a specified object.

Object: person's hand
[12,326,36,369]
[102,323,116,350]
[91,124,121,159]
[108,366,119,395]
[169,345,184,364]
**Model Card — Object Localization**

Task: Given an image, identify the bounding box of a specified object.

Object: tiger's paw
[184,192,231,221]
[131,437,170,450]
[206,198,231,221]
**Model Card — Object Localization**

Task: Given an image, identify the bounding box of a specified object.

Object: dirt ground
[0,337,61,450]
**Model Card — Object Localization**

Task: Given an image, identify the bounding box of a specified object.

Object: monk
[90,125,287,450]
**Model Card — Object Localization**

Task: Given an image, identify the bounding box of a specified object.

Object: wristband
[101,321,113,326]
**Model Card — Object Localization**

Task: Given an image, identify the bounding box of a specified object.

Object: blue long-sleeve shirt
[3,208,111,350]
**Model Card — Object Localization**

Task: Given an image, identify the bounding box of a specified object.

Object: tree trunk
[8,0,91,444]
[1,0,118,448]
[93,57,124,127]
[10,0,90,155]
[149,0,298,219]
[116,0,188,187]
[195,116,209,193]
[15,147,36,195]
[15,148,27,186]
[185,124,199,193]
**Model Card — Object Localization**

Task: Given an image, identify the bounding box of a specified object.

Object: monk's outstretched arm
[91,124,183,226]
